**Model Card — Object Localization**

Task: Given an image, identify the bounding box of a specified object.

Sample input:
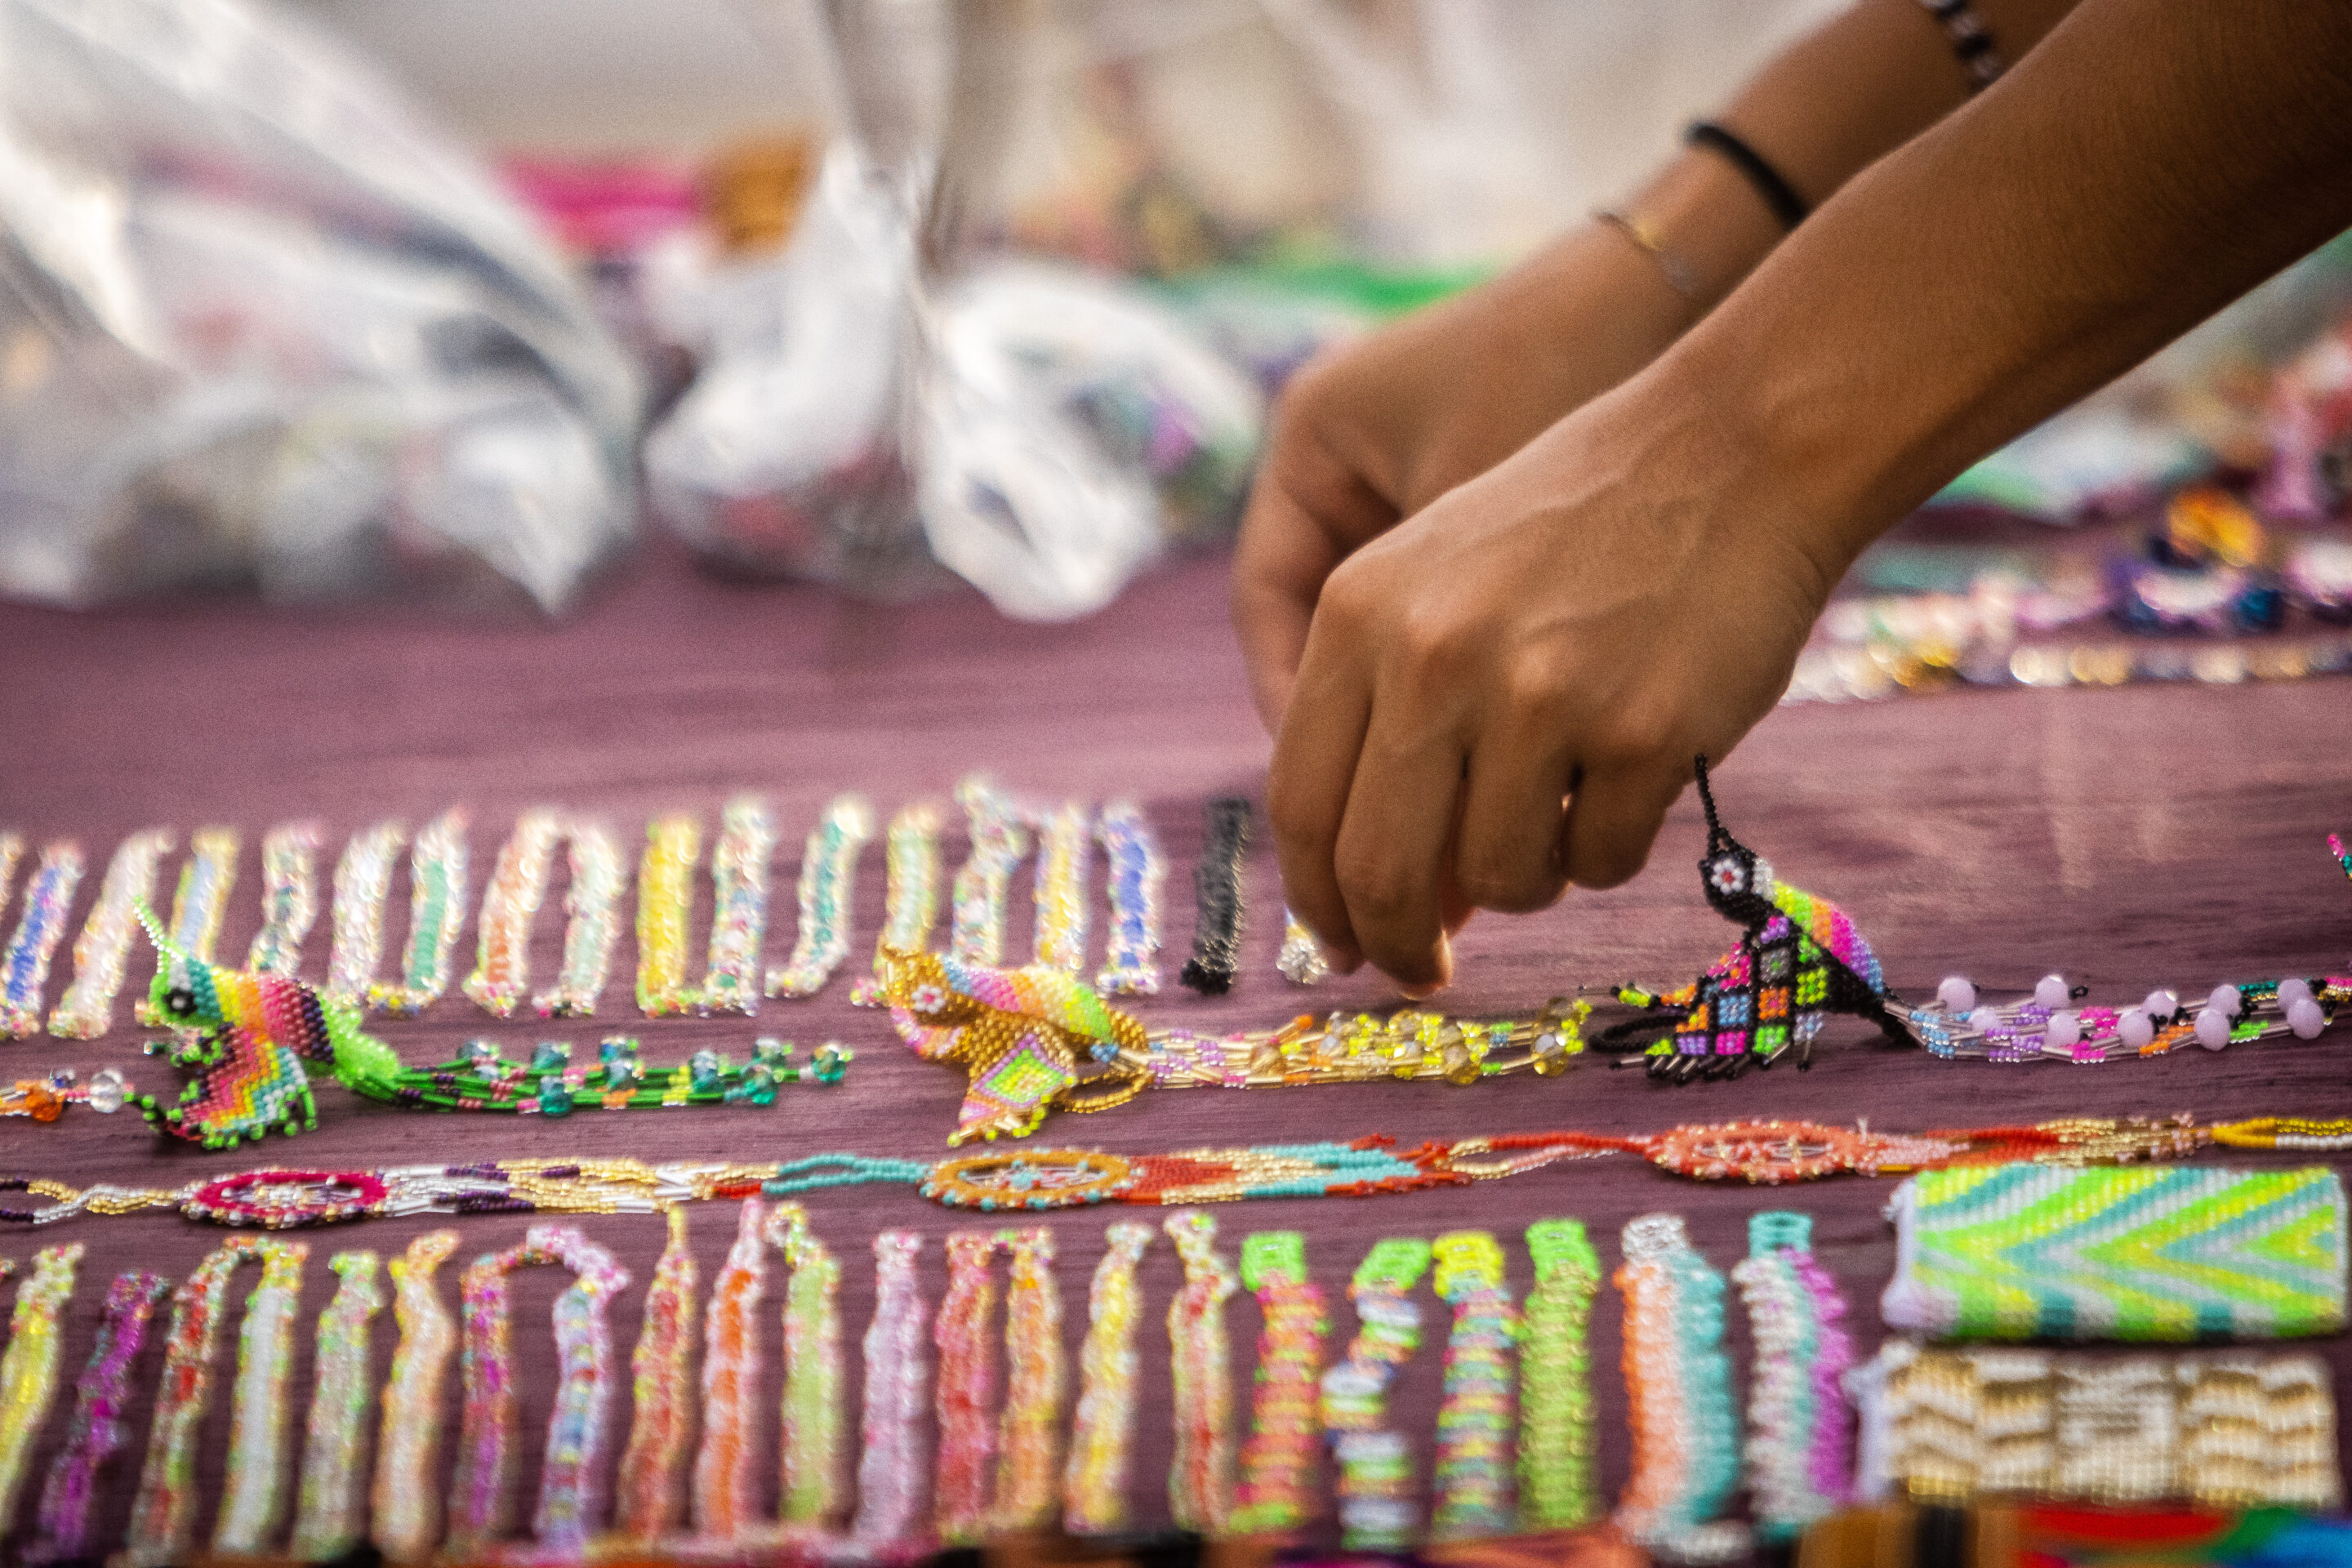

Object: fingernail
[1398,978,1446,1001]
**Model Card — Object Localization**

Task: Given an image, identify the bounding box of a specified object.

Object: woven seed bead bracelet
[48,827,172,1037]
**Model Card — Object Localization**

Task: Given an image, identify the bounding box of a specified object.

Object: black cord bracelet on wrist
[1685,122,1810,231]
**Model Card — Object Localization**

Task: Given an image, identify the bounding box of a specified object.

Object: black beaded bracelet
[1686,122,1809,232]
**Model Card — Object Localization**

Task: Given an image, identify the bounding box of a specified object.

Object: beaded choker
[28,1268,167,1564]
[1322,1236,1428,1552]
[1517,1219,1601,1531]
[1732,1212,1854,1541]
[1231,1232,1327,1540]
[48,826,172,1038]
[1066,1221,1153,1535]
[1614,1214,1748,1564]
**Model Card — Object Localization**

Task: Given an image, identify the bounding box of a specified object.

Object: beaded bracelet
[287,1250,382,1562]
[1615,1214,1748,1565]
[448,1224,629,1556]
[536,817,626,1018]
[26,1269,167,1565]
[0,833,21,951]
[372,1231,459,1561]
[992,1225,1064,1534]
[701,794,779,1016]
[1181,797,1250,995]
[1276,908,1330,987]
[1518,1218,1601,1531]
[371,807,469,1017]
[1167,1209,1237,1535]
[1029,801,1093,977]
[2,842,82,1038]
[637,813,702,1018]
[212,1233,308,1555]
[853,803,944,1005]
[465,807,564,1018]
[612,1209,698,1542]
[1064,1221,1152,1535]
[935,1230,1003,1544]
[769,794,876,1000]
[849,1231,929,1551]
[1094,801,1165,996]
[1731,1212,1852,1542]
[140,826,240,1028]
[47,826,172,1038]
[951,776,1031,967]
[1,1067,129,1123]
[1230,1232,1326,1539]
[0,1245,81,1533]
[326,819,404,1008]
[692,1198,768,1539]
[1430,1230,1517,1541]
[772,1200,848,1530]
[1323,1236,1429,1552]
[246,819,324,977]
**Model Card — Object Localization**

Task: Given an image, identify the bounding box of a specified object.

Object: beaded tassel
[1732,1212,1853,1541]
[636,813,702,1018]
[1430,1230,1518,1540]
[246,820,324,976]
[140,827,241,1027]
[27,1270,167,1565]
[1029,801,1093,977]
[536,817,627,1018]
[1167,1209,1237,1533]
[1323,1237,1430,1552]
[287,1250,383,1562]
[769,794,876,1000]
[951,777,1031,967]
[850,1232,929,1551]
[1615,1214,1748,1565]
[372,807,470,1017]
[853,803,944,1004]
[0,1245,81,1534]
[934,1231,1001,1544]
[464,808,564,1018]
[213,1234,308,1554]
[1181,798,1250,995]
[1064,1222,1153,1535]
[992,1226,1064,1534]
[1231,1232,1327,1539]
[693,1199,768,1539]
[1094,800,1165,996]
[2,841,83,1038]
[1518,1219,1601,1530]
[48,827,172,1037]
[613,1209,699,1542]
[771,1201,847,1530]
[702,794,779,1016]
[372,1231,460,1563]
[1276,908,1331,987]
[327,820,404,1009]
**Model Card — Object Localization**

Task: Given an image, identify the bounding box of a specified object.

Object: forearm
[1665,0,2352,572]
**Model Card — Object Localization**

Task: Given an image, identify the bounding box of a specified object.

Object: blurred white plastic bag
[0,0,640,611]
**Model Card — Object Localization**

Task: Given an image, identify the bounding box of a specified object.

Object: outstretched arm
[1270,0,2352,991]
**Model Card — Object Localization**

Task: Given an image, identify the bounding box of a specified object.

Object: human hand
[1266,376,1839,992]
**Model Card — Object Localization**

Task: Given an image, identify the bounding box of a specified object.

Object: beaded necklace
[1614,1214,1748,1565]
[465,807,564,1018]
[770,794,877,1000]
[1731,1211,1852,1542]
[1517,1218,1601,1531]
[1429,1230,1517,1541]
[991,1225,1064,1534]
[287,1250,383,1562]
[1277,908,1331,987]
[849,1230,929,1551]
[27,1269,167,1564]
[1030,801,1093,977]
[1064,1221,1152,1535]
[1322,1237,1429,1552]
[246,819,324,977]
[1180,797,1250,995]
[935,1230,1002,1544]
[772,1200,848,1530]
[326,819,405,1008]
[373,1230,459,1561]
[450,1224,629,1555]
[612,1209,698,1542]
[1,841,82,1038]
[1231,1231,1326,1540]
[47,826,172,1038]
[0,1244,81,1532]
[951,776,1031,967]
[372,807,470,1016]
[1166,1209,1237,1535]
[212,1233,309,1554]
[853,803,943,1006]
[701,795,779,1016]
[692,1198,767,1539]
[537,817,626,1018]
[140,826,240,1027]
[1094,800,1165,996]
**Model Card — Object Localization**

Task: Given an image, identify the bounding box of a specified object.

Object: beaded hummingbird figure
[1610,758,1898,1081]
[131,902,403,1149]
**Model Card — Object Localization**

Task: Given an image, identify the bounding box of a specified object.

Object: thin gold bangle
[1594,208,1702,302]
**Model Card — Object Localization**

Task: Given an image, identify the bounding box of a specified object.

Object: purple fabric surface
[2,543,2350,1560]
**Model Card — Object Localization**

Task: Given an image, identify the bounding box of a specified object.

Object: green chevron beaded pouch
[1882,1164,2345,1342]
